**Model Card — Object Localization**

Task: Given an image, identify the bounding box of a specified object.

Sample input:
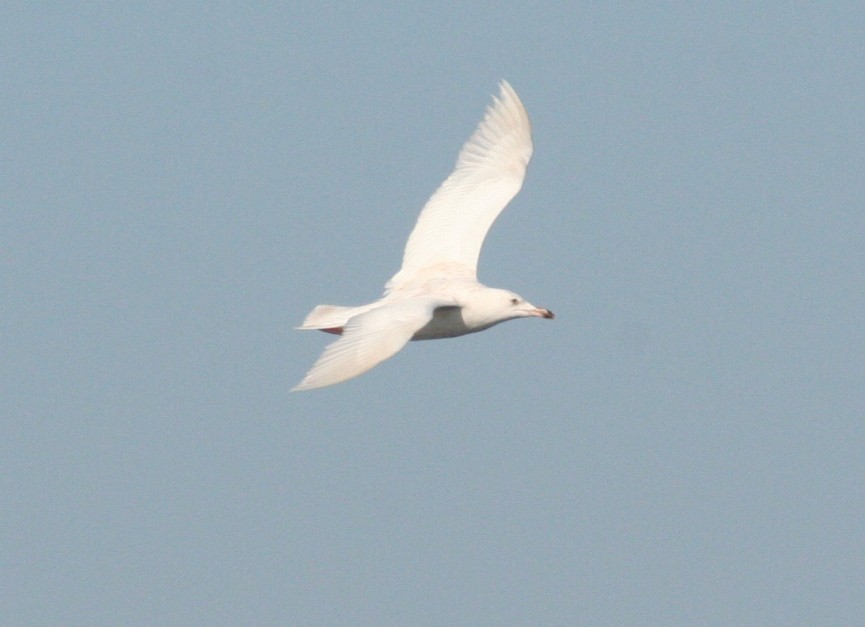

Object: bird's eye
[510,298,519,305]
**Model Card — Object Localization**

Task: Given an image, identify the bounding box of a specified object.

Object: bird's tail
[296,304,374,331]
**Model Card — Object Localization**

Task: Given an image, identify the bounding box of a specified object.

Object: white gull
[293,81,553,391]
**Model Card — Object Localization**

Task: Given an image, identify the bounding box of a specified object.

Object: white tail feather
[297,304,375,330]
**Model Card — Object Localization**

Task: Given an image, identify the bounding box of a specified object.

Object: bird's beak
[530,307,555,319]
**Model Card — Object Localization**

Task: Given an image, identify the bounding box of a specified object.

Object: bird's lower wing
[292,298,446,391]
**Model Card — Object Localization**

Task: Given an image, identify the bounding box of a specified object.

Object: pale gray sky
[4,3,865,625]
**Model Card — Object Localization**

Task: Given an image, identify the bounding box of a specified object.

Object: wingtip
[291,378,319,392]
[496,79,519,102]
[487,79,528,127]
[291,373,324,392]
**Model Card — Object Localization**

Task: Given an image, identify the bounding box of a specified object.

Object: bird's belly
[411,306,499,341]
[411,306,473,340]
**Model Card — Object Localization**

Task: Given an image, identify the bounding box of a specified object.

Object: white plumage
[293,81,552,391]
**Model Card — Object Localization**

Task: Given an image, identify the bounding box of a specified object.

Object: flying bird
[293,81,553,391]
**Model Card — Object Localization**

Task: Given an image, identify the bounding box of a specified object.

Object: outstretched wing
[389,81,533,286]
[292,298,447,391]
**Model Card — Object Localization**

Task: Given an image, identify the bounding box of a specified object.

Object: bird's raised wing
[292,297,447,391]
[388,81,533,288]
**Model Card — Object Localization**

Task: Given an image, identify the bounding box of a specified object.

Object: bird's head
[463,287,554,331]
[500,290,555,321]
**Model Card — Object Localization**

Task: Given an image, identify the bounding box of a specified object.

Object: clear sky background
[4,3,864,625]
